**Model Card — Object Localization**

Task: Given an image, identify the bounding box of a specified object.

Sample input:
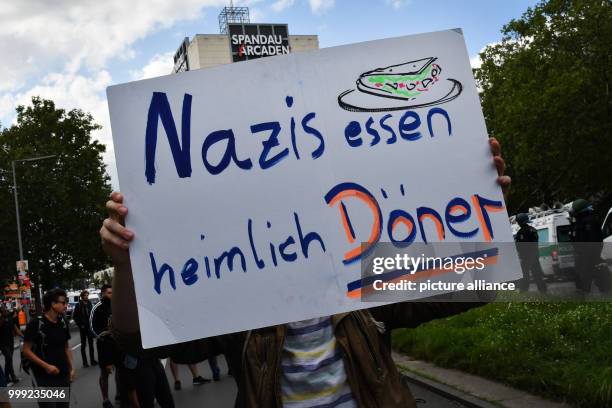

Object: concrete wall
[188,34,232,69]
[289,35,319,53]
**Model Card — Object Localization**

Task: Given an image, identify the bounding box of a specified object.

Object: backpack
[21,315,68,375]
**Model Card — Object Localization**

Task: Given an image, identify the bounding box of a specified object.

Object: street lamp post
[11,154,56,316]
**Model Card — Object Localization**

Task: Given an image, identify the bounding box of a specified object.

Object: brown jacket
[113,300,486,407]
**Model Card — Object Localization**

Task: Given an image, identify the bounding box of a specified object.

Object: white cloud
[0,0,298,188]
[386,0,411,8]
[7,71,112,134]
[248,7,267,22]
[0,1,232,188]
[7,70,118,187]
[240,0,267,5]
[308,0,335,14]
[470,54,482,69]
[131,52,175,80]
[269,0,333,14]
[0,1,227,93]
[470,41,504,70]
[0,94,18,123]
[271,0,296,12]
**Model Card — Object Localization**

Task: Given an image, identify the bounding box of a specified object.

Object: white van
[66,290,81,319]
[511,208,575,279]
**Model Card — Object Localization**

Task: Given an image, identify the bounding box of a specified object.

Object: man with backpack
[73,290,97,367]
[22,288,75,407]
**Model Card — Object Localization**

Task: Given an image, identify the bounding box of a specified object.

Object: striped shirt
[281,316,357,408]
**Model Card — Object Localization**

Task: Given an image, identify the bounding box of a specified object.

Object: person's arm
[90,306,99,337]
[90,304,108,339]
[370,298,488,331]
[65,341,75,381]
[100,192,139,334]
[100,193,173,356]
[22,341,59,375]
[489,137,511,198]
[127,390,141,408]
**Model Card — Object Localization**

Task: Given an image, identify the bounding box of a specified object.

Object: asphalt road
[5,322,499,407]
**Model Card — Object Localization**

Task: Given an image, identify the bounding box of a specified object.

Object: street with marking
[5,322,495,407]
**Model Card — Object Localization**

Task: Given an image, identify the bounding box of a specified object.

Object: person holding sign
[101,138,510,407]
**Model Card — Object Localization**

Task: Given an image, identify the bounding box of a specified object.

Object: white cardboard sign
[107,29,521,348]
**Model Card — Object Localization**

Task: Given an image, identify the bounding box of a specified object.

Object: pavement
[5,323,501,408]
[5,312,579,407]
[393,352,573,408]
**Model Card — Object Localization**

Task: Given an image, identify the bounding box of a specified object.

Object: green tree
[0,97,112,298]
[475,0,611,214]
[0,144,18,281]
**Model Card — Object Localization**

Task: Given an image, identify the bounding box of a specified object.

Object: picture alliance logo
[231,34,290,57]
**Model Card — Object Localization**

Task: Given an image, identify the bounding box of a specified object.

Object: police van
[510,207,575,279]
[66,290,80,319]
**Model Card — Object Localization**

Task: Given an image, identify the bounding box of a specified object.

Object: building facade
[173,8,318,72]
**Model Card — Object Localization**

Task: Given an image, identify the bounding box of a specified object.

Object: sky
[0,0,539,189]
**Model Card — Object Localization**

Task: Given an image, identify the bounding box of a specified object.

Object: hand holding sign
[101,192,132,264]
[489,137,511,197]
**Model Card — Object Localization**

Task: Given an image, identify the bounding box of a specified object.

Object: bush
[392,302,612,407]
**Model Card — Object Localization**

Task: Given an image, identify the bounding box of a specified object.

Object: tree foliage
[475,0,611,214]
[0,97,112,291]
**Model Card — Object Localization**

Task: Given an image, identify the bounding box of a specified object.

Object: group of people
[514,198,610,295]
[21,285,225,408]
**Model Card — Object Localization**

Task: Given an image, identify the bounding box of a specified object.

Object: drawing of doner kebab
[338,57,463,112]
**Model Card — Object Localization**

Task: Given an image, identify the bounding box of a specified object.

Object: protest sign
[107,29,522,348]
[16,260,30,288]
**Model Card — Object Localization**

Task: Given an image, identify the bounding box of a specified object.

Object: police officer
[570,199,609,294]
[515,213,547,293]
